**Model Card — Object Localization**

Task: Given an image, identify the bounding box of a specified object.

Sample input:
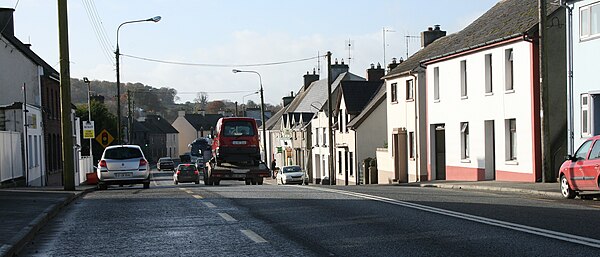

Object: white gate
[0,131,24,182]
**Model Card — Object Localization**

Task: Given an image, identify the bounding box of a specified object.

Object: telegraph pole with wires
[326,51,334,185]
[127,89,132,143]
[58,0,75,191]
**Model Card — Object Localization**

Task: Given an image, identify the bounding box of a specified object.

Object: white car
[96,145,150,190]
[277,165,309,185]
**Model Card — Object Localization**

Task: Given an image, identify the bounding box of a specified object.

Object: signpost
[95,129,114,148]
[83,121,95,139]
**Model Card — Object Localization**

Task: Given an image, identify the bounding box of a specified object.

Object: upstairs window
[391,83,398,103]
[581,3,600,40]
[406,79,414,101]
[434,67,440,101]
[485,54,493,93]
[460,60,468,97]
[505,49,514,91]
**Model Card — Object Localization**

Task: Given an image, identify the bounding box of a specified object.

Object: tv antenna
[345,39,354,65]
[405,35,420,59]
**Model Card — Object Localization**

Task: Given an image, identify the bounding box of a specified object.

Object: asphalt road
[20,169,600,256]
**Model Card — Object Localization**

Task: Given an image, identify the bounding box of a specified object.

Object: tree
[75,100,117,163]
[194,92,209,111]
[206,100,225,114]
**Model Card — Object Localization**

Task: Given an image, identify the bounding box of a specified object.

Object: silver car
[276,165,309,185]
[96,145,150,190]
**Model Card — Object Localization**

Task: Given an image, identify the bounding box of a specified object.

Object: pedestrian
[271,159,277,178]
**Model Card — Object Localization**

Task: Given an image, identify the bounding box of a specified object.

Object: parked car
[212,117,261,165]
[559,135,600,199]
[157,157,175,171]
[276,165,308,185]
[96,145,150,190]
[174,164,200,185]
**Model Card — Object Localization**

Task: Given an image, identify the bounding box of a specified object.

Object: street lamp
[83,77,92,159]
[232,69,268,164]
[115,15,161,144]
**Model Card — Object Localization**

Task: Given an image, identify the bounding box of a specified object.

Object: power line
[130,90,258,94]
[120,53,324,68]
[81,0,114,66]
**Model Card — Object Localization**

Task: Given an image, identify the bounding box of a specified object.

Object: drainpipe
[409,71,419,182]
[561,0,575,156]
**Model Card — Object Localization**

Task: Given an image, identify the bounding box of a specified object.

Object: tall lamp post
[232,69,268,164]
[83,77,92,159]
[115,15,161,143]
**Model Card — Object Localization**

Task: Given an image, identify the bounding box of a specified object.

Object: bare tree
[194,92,209,112]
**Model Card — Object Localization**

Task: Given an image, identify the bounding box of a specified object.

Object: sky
[0,0,499,105]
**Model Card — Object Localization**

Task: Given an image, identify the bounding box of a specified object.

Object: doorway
[484,120,496,180]
[393,128,409,183]
[434,125,446,180]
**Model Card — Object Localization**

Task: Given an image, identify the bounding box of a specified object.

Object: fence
[78,156,94,185]
[0,131,24,182]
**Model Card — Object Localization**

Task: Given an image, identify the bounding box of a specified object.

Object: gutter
[422,33,525,65]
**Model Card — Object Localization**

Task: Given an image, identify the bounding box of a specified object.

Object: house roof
[132,120,150,133]
[338,81,383,115]
[348,84,386,129]
[385,0,558,78]
[1,32,60,80]
[265,71,365,130]
[145,115,179,134]
[184,113,222,131]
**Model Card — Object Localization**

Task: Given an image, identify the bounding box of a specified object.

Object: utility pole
[539,0,551,182]
[127,89,132,143]
[327,51,334,185]
[22,84,29,186]
[58,0,75,191]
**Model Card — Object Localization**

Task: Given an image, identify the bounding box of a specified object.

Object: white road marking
[178,188,187,191]
[311,187,600,249]
[203,202,216,208]
[241,229,267,243]
[183,189,193,194]
[192,194,203,199]
[218,212,237,222]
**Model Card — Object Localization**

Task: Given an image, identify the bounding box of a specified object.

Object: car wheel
[195,180,200,184]
[98,183,107,190]
[560,175,576,199]
[257,178,264,185]
[214,179,220,186]
[143,182,150,189]
[174,180,178,185]
[245,179,251,185]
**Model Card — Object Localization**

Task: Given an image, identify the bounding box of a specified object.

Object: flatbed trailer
[204,158,270,185]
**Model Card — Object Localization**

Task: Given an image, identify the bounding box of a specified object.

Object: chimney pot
[421,25,446,48]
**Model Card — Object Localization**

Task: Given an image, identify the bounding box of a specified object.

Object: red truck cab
[212,117,261,165]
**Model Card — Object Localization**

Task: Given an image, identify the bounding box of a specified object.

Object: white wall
[25,105,44,186]
[171,116,196,156]
[0,36,41,107]
[427,40,536,179]
[355,97,387,184]
[311,111,329,181]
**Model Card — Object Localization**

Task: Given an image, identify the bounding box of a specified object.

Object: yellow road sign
[83,121,95,139]
[95,129,114,148]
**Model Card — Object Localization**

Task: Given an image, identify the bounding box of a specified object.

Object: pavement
[0,179,567,257]
[0,186,95,257]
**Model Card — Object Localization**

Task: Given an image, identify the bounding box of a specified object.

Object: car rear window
[282,166,301,173]
[223,121,255,136]
[159,158,172,162]
[104,147,143,160]
[179,165,197,171]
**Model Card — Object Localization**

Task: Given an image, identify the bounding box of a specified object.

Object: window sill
[485,92,494,96]
[505,89,515,94]
[409,157,416,161]
[505,160,519,165]
[391,101,398,104]
[461,96,468,100]
[406,99,414,102]
[434,99,441,103]
[461,159,471,163]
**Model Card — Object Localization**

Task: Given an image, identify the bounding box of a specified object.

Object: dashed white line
[218,212,237,222]
[192,194,203,199]
[241,229,267,243]
[203,202,216,208]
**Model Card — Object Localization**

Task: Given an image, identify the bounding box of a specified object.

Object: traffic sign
[83,121,95,139]
[95,129,114,148]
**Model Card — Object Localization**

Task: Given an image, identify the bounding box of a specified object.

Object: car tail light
[176,170,180,175]
[194,170,199,175]
[139,159,147,167]
[99,160,107,168]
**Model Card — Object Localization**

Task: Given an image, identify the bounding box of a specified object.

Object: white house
[424,0,565,182]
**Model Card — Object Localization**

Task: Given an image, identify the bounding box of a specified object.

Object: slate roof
[145,115,179,134]
[265,72,365,130]
[348,84,386,129]
[338,81,383,115]
[132,120,150,133]
[184,114,222,131]
[385,0,558,78]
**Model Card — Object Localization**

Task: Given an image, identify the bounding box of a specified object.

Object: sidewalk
[0,186,95,257]
[400,180,562,198]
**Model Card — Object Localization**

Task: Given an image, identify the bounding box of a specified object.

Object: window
[460,122,469,159]
[460,60,467,97]
[349,152,354,176]
[28,135,33,167]
[505,49,514,91]
[485,54,493,93]
[506,119,517,161]
[322,128,327,146]
[406,79,414,100]
[575,140,593,160]
[344,151,349,175]
[315,128,320,146]
[588,141,600,160]
[409,132,415,159]
[434,67,440,101]
[391,83,398,103]
[338,151,343,174]
[582,94,591,136]
[345,110,350,133]
[580,3,600,40]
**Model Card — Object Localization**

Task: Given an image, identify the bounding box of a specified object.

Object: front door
[435,125,446,180]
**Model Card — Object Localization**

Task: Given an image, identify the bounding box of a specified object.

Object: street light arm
[116,16,161,51]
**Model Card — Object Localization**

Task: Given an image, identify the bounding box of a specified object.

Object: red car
[559,135,600,199]
[212,117,261,165]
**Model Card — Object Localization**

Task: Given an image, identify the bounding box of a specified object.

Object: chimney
[199,110,206,116]
[303,69,319,90]
[0,8,15,36]
[421,25,446,48]
[138,116,146,122]
[282,91,295,107]
[178,110,186,117]
[330,58,349,80]
[387,57,402,73]
[367,63,385,81]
